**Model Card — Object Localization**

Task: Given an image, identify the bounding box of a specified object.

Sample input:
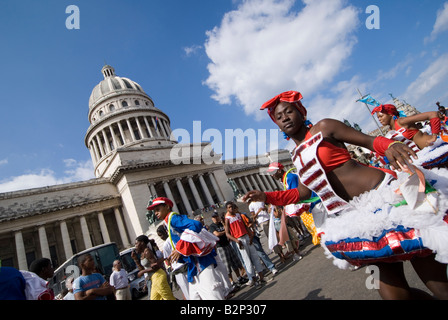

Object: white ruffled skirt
[413,136,448,169]
[320,166,448,270]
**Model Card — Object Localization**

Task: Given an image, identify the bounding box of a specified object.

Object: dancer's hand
[385,142,418,171]
[242,190,266,203]
[169,250,182,263]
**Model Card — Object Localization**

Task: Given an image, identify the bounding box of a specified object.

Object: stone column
[149,183,157,197]
[152,117,161,138]
[95,134,105,157]
[38,225,51,259]
[163,180,179,213]
[59,220,73,260]
[109,125,119,149]
[117,121,126,145]
[188,176,204,210]
[163,119,172,136]
[157,118,166,138]
[14,230,28,270]
[79,216,92,249]
[102,129,111,153]
[176,178,193,215]
[88,144,98,163]
[255,174,268,191]
[236,177,248,194]
[161,119,170,138]
[143,116,154,138]
[199,174,214,206]
[114,207,129,248]
[91,141,100,162]
[249,174,260,190]
[267,175,279,191]
[97,212,111,244]
[126,119,136,141]
[135,117,145,140]
[243,176,252,191]
[260,174,273,192]
[208,172,224,202]
[157,118,165,138]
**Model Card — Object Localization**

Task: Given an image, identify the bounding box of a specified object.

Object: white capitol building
[0,65,292,270]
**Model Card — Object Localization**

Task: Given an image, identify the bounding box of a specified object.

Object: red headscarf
[261,91,307,122]
[370,104,399,116]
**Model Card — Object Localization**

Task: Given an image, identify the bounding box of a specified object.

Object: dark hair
[157,225,167,235]
[225,201,236,208]
[135,234,149,245]
[78,254,92,269]
[29,258,51,275]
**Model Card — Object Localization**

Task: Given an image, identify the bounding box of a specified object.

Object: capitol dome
[89,65,148,109]
[85,65,176,178]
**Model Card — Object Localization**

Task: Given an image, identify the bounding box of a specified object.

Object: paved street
[229,235,432,300]
[148,231,434,301]
[141,203,440,301]
[212,202,434,301]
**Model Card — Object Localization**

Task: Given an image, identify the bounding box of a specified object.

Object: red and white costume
[290,131,448,269]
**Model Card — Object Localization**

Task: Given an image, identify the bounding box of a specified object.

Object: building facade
[0,66,292,270]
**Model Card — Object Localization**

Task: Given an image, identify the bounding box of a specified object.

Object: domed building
[0,65,291,271]
[86,65,177,178]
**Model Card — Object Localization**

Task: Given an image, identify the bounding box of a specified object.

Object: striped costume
[386,127,448,170]
[292,131,448,269]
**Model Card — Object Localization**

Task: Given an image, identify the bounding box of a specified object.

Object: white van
[50,242,120,298]
[119,248,147,299]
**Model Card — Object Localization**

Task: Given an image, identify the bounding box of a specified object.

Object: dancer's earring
[279,129,290,140]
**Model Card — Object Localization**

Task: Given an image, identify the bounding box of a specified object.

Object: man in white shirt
[248,200,270,237]
[109,260,132,300]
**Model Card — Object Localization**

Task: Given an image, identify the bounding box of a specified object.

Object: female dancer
[371,104,448,169]
[132,235,176,300]
[243,91,448,299]
[372,104,443,148]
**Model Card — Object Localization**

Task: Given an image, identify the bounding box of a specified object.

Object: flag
[398,110,407,118]
[357,94,381,107]
[268,208,278,251]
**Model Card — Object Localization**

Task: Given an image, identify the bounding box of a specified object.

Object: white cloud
[183,44,202,57]
[303,53,448,133]
[0,169,60,193]
[63,159,95,182]
[401,53,448,108]
[0,159,95,193]
[0,159,7,166]
[203,0,360,120]
[425,2,448,43]
[374,56,413,82]
[305,76,383,132]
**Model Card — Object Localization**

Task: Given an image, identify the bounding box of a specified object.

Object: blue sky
[0,0,447,193]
